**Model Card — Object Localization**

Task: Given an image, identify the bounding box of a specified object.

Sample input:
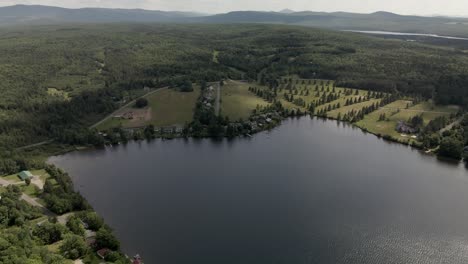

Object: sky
[0,0,468,17]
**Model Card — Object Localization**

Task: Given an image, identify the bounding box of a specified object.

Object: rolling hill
[195,11,468,37]
[0,4,200,25]
[2,5,468,37]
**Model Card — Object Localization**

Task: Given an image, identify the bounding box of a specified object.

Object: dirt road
[214,82,221,116]
[90,87,168,129]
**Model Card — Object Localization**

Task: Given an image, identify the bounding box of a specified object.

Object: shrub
[135,98,148,108]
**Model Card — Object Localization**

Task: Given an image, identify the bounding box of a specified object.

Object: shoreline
[46,114,447,161]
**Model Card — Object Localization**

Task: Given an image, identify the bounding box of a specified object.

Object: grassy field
[275,81,371,113]
[148,87,201,127]
[356,100,458,143]
[221,80,271,121]
[97,87,201,130]
[250,78,458,144]
[326,99,382,119]
[96,117,123,131]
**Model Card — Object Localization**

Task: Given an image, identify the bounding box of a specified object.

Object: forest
[0,23,468,166]
[0,21,467,263]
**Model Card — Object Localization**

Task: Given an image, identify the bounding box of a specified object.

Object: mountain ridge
[1,5,468,37]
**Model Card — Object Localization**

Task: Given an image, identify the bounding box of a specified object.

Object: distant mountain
[196,10,468,37]
[2,5,468,38]
[279,9,295,14]
[0,5,198,25]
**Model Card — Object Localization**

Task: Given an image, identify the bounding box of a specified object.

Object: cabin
[18,171,33,181]
[396,121,418,134]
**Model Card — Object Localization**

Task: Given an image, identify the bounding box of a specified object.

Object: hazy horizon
[0,0,468,17]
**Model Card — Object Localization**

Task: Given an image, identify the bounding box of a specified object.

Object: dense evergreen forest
[0,23,468,156]
[0,22,468,263]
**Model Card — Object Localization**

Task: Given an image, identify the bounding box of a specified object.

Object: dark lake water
[48,117,468,264]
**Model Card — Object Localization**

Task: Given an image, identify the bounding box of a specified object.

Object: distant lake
[49,117,468,264]
[346,30,468,41]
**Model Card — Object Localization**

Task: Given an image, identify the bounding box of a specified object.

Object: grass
[96,117,124,131]
[97,87,201,130]
[356,100,457,143]
[270,78,457,145]
[47,88,70,100]
[2,173,21,182]
[213,50,219,63]
[29,216,48,225]
[44,73,104,96]
[221,81,271,121]
[326,99,382,119]
[20,183,41,197]
[46,240,64,253]
[275,82,371,113]
[148,87,201,127]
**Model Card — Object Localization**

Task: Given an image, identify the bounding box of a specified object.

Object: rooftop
[18,171,33,180]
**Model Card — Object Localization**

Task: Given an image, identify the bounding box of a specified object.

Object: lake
[48,117,468,264]
[345,30,468,41]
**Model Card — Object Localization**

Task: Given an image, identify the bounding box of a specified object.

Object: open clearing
[148,87,200,127]
[221,80,270,121]
[275,81,372,114]
[326,99,382,119]
[356,100,458,143]
[97,87,200,130]
[47,88,70,100]
[254,78,458,144]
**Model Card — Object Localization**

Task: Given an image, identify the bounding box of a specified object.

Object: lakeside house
[18,171,33,181]
[396,121,418,134]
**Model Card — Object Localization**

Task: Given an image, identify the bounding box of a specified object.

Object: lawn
[20,183,41,197]
[220,80,271,121]
[2,173,22,182]
[356,100,457,143]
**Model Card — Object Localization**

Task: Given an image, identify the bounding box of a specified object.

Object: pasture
[221,80,271,121]
[97,87,201,130]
